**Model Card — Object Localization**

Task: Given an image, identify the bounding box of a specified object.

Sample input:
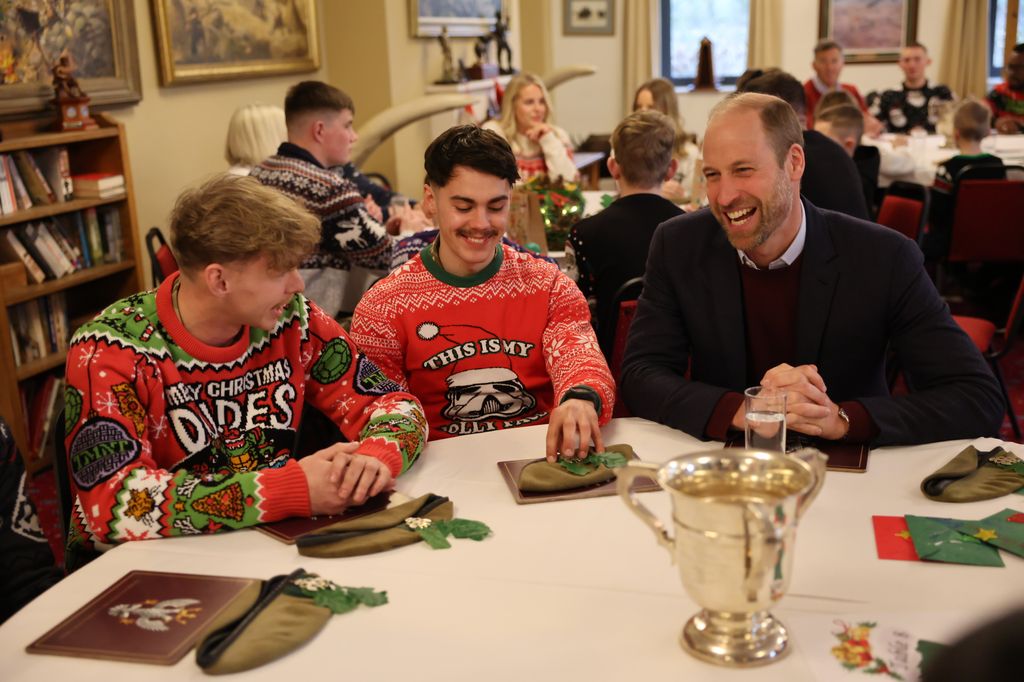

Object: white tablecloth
[872,133,1024,188]
[3,419,1022,681]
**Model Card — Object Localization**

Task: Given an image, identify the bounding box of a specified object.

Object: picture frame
[150,0,320,86]
[409,0,503,38]
[818,0,918,63]
[0,1,141,117]
[564,0,615,36]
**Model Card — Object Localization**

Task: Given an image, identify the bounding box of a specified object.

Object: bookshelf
[0,113,142,474]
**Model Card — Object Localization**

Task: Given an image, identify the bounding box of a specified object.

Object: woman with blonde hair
[632,78,701,203]
[482,73,578,182]
[225,104,287,175]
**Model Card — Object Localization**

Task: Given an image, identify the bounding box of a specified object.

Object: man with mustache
[351,126,613,460]
[620,93,1003,446]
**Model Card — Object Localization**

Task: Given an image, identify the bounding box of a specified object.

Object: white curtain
[939,0,989,99]
[747,0,782,70]
[623,0,658,110]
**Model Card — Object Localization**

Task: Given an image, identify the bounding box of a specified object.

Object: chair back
[993,274,1024,361]
[610,300,638,417]
[948,166,1024,263]
[876,181,930,243]
[146,226,179,287]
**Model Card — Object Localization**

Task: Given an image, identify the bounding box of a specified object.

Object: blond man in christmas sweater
[63,175,426,567]
[352,125,613,460]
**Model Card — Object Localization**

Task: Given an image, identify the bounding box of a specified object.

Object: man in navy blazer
[620,93,1002,446]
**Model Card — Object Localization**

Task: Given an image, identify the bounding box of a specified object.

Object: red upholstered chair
[947,166,1024,265]
[145,226,179,287]
[876,181,929,243]
[953,275,1024,441]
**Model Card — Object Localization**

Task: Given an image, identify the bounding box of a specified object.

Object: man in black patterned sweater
[868,43,953,134]
[252,81,392,317]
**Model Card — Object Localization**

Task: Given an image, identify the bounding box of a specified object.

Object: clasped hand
[299,442,394,515]
[735,363,849,440]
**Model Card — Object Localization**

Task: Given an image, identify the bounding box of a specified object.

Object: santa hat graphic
[417,321,516,386]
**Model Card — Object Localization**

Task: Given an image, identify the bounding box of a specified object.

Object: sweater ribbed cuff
[839,400,879,443]
[356,437,405,477]
[255,460,312,521]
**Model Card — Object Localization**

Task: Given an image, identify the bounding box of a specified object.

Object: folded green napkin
[904,515,1004,567]
[953,508,1024,558]
[296,493,453,558]
[196,569,386,675]
[517,444,633,493]
[920,446,1024,502]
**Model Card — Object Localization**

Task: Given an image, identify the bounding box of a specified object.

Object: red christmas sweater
[351,244,614,439]
[63,273,427,553]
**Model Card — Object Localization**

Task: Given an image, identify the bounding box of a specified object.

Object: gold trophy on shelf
[617,447,827,667]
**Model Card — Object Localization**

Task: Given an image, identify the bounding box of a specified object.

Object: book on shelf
[72,173,125,199]
[0,229,46,283]
[15,224,58,279]
[26,222,74,276]
[23,299,48,363]
[10,292,70,367]
[100,207,123,262]
[71,211,92,267]
[41,221,81,272]
[5,155,34,211]
[36,146,72,202]
[28,374,62,459]
[83,207,105,264]
[12,151,55,205]
[0,157,15,215]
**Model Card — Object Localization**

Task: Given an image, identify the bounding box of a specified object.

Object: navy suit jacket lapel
[796,201,839,365]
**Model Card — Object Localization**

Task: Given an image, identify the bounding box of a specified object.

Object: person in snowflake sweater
[251,80,393,317]
[351,125,613,461]
[63,175,426,567]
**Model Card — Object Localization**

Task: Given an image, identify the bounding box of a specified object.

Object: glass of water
[744,386,786,452]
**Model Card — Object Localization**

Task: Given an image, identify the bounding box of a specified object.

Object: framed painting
[151,0,320,86]
[409,0,502,38]
[818,0,918,63]
[0,1,141,117]
[564,0,615,36]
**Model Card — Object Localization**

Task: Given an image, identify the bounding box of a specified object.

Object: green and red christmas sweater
[63,273,427,554]
[350,243,614,439]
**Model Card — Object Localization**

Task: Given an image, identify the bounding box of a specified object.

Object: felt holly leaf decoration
[557,451,628,476]
[416,525,452,549]
[444,518,492,541]
[345,586,389,608]
[290,574,388,615]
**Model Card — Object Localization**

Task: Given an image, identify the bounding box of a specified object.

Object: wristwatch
[836,406,851,440]
[560,385,602,415]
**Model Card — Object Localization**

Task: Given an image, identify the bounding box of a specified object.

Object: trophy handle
[789,447,828,519]
[616,462,673,555]
[742,502,781,600]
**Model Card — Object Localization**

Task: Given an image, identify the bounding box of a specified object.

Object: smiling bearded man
[619,92,1003,449]
[351,125,613,461]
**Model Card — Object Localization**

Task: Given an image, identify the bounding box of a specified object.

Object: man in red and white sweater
[64,175,426,566]
[352,125,613,460]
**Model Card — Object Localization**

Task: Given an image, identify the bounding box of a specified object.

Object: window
[660,0,750,87]
[989,0,1024,79]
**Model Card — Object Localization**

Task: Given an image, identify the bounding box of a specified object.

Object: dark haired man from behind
[63,174,426,569]
[565,110,684,361]
[252,80,392,317]
[351,125,614,461]
[987,42,1024,134]
[620,93,1003,448]
[741,69,870,220]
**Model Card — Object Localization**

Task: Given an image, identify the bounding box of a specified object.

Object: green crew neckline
[420,240,503,288]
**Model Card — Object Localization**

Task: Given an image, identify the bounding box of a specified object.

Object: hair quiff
[170,174,320,273]
[816,103,865,141]
[709,92,804,167]
[612,110,677,188]
[284,80,353,129]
